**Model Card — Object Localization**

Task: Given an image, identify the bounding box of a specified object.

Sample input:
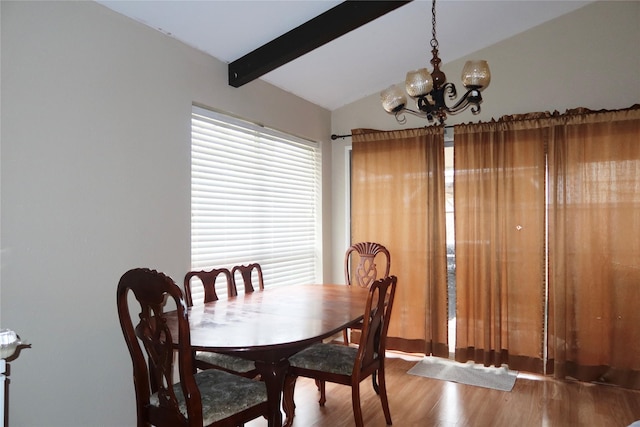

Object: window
[191,106,321,298]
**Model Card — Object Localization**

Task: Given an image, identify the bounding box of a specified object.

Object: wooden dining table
[164,283,371,427]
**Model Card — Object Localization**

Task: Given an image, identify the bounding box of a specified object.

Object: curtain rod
[331,125,453,140]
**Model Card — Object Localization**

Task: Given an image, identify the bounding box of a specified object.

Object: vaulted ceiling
[96,1,595,111]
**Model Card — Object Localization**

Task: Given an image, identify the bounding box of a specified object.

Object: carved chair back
[344,242,391,288]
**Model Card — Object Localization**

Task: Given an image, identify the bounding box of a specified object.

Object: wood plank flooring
[247,352,640,427]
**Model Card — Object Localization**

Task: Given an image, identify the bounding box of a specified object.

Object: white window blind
[191,106,321,299]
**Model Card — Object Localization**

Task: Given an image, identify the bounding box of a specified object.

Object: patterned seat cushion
[149,368,267,424]
[195,351,257,373]
[289,343,358,375]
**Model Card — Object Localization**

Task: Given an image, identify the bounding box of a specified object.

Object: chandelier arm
[442,82,457,101]
[469,103,482,115]
[395,107,437,124]
[393,111,408,125]
[444,89,483,114]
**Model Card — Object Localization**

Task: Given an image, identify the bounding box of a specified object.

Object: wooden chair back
[183,268,233,306]
[117,268,201,426]
[230,263,264,296]
[344,242,391,288]
[355,275,397,378]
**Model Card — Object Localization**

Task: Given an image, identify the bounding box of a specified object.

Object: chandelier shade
[406,68,433,97]
[380,85,407,113]
[461,60,491,89]
[381,0,490,124]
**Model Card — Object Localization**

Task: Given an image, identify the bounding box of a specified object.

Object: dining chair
[230,263,264,296]
[315,242,391,404]
[282,275,397,427]
[338,241,392,399]
[117,268,269,427]
[183,268,259,378]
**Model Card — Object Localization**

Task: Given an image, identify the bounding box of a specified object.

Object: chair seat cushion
[149,368,267,424]
[196,350,257,373]
[289,343,358,375]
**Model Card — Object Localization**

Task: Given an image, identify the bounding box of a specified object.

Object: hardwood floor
[247,352,640,427]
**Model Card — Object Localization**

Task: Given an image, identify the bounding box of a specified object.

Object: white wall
[0,1,330,426]
[329,0,640,282]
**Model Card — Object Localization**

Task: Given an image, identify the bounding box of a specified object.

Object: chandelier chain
[430,0,438,49]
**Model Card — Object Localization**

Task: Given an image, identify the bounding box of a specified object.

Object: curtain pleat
[351,128,448,356]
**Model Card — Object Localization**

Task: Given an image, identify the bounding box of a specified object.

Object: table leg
[255,359,289,427]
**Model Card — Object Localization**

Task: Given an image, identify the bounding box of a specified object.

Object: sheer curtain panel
[453,119,547,372]
[351,128,449,356]
[548,106,640,389]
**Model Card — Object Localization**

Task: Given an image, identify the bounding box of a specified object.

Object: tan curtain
[548,106,640,388]
[351,127,448,356]
[453,118,547,372]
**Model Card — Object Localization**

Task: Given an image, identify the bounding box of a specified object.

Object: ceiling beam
[228,0,412,88]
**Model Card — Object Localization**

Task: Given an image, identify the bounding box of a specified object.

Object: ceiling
[96,0,595,111]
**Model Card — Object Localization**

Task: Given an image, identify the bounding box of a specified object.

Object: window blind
[191,106,321,300]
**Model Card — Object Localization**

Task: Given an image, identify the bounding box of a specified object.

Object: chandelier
[380,0,491,124]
